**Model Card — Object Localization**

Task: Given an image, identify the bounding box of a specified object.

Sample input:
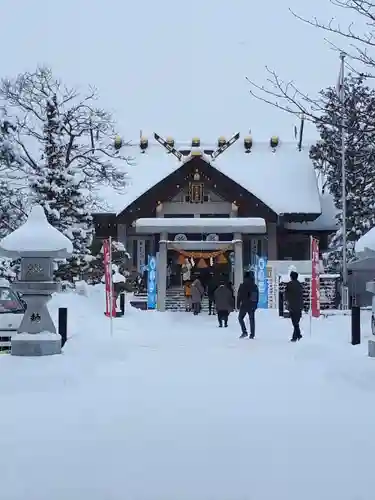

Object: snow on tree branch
[0,66,133,193]
[310,74,375,269]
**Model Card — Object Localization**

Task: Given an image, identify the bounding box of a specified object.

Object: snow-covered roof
[0,205,73,257]
[134,217,266,234]
[356,227,375,254]
[96,138,321,216]
[285,192,338,231]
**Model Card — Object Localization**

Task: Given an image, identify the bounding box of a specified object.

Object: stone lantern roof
[0,205,73,258]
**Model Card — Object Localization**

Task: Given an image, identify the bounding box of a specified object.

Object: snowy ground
[0,287,375,500]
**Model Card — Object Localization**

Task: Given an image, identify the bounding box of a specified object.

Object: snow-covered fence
[278,274,340,311]
[266,265,278,309]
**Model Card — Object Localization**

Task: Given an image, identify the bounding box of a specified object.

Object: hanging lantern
[210,257,214,267]
[166,137,175,147]
[197,258,208,268]
[114,135,123,150]
[192,137,200,147]
[244,136,252,152]
[270,136,279,148]
[218,136,226,147]
[177,254,185,265]
[216,253,228,264]
[140,136,148,151]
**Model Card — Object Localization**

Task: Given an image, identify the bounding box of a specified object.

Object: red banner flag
[311,237,320,318]
[103,239,116,317]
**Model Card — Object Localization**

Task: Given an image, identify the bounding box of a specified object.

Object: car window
[0,288,24,313]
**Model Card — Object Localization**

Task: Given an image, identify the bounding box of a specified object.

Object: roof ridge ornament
[211,132,240,160]
[154,132,183,161]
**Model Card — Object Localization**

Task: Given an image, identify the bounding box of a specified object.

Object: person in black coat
[207,275,218,315]
[214,282,234,327]
[285,271,304,341]
[237,271,259,339]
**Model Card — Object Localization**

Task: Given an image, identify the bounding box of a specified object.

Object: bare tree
[0,67,133,193]
[290,0,375,74]
[246,1,375,128]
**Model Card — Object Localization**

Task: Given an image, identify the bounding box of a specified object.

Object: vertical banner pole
[309,236,312,337]
[109,236,113,337]
[103,239,110,316]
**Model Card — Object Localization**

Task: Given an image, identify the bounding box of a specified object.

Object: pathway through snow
[0,288,374,500]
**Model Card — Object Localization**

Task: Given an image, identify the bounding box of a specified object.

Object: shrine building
[93,133,337,309]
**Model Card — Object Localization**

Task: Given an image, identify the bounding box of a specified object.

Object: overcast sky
[2,0,357,143]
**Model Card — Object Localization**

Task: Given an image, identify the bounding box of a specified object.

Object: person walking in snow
[237,271,259,339]
[184,280,192,312]
[226,281,235,310]
[285,270,304,342]
[207,275,218,315]
[181,258,192,284]
[214,281,234,327]
[191,277,204,315]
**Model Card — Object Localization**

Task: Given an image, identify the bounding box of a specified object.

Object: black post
[278,292,284,317]
[58,308,68,348]
[351,305,360,345]
[120,293,125,316]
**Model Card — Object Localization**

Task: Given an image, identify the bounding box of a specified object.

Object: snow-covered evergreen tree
[30,95,94,281]
[0,113,26,280]
[87,240,130,285]
[310,74,375,270]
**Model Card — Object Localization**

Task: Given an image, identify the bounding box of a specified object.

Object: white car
[0,285,26,350]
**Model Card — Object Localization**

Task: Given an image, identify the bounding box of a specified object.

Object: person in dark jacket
[214,281,234,327]
[285,271,304,341]
[191,277,204,315]
[237,271,259,338]
[207,275,218,315]
[226,281,235,310]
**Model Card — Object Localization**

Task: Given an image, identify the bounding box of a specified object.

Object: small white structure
[0,205,72,356]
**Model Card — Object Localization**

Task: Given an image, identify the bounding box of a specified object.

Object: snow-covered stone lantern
[0,205,73,356]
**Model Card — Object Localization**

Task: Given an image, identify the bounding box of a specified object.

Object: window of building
[199,214,230,218]
[163,214,195,218]
[278,234,309,260]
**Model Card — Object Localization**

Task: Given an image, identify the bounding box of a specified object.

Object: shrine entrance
[169,247,232,287]
[134,217,266,311]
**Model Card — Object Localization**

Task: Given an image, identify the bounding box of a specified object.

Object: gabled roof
[96,138,322,216]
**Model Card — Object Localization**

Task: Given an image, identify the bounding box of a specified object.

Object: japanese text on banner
[311,238,320,318]
[103,239,115,317]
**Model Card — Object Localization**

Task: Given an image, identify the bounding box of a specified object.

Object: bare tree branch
[289,0,375,71]
[246,0,375,128]
[0,66,133,197]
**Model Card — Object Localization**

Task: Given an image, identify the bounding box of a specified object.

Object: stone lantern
[0,205,73,356]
